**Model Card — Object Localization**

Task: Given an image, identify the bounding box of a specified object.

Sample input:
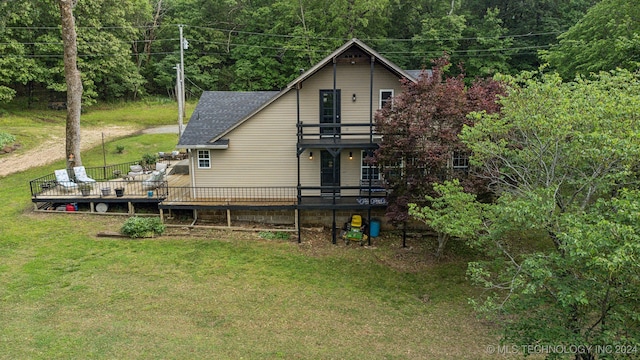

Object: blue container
[147,190,153,198]
[370,219,381,238]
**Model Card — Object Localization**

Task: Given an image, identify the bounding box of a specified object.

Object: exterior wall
[192,91,299,189]
[297,61,403,137]
[189,54,404,195]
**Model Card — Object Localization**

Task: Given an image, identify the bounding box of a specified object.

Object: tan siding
[192,58,404,195]
[341,149,362,196]
[195,91,300,188]
[298,62,403,137]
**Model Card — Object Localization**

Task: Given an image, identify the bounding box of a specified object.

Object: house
[175,38,421,241]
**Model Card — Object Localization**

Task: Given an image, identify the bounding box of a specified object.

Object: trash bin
[370,218,381,237]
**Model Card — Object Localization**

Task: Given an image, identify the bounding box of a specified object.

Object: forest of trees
[4,0,637,106]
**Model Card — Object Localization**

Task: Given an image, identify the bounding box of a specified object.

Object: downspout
[189,149,196,198]
[296,85,302,243]
[368,56,375,245]
[370,56,375,143]
[332,57,338,244]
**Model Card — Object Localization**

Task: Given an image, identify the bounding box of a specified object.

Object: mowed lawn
[0,104,507,359]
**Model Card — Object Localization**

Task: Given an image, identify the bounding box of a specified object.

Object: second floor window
[380,89,394,109]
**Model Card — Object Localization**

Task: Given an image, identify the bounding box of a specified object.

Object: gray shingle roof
[178,91,279,148]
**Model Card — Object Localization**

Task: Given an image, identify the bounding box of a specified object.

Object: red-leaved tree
[373,56,505,224]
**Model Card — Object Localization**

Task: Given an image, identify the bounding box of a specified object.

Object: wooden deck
[32,172,386,214]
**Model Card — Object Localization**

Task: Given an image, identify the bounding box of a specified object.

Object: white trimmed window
[360,151,381,180]
[452,151,469,170]
[379,89,394,109]
[197,150,211,169]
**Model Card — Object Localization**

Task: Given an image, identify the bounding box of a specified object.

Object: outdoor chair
[127,164,144,179]
[54,169,78,192]
[142,171,165,190]
[155,162,168,174]
[73,166,96,184]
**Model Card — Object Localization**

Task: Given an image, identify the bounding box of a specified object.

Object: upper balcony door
[320,89,341,137]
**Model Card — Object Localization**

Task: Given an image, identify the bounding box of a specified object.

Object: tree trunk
[435,233,449,260]
[58,0,83,167]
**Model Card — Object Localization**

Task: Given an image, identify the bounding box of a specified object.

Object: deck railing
[28,161,172,197]
[164,186,298,204]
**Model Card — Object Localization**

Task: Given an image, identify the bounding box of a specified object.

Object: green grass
[0,101,510,359]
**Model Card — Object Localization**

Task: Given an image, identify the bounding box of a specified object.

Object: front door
[320,90,341,137]
[320,150,340,195]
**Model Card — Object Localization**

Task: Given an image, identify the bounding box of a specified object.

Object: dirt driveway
[0,125,177,177]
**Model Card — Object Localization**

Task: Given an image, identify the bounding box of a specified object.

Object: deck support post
[90,202,95,213]
[295,209,300,243]
[226,209,232,227]
[128,202,134,215]
[159,208,164,223]
[332,208,337,244]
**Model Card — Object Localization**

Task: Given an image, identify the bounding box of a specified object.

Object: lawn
[0,101,508,359]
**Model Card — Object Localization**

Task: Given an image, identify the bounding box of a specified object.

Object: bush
[141,153,158,167]
[115,145,125,154]
[258,231,291,240]
[121,217,165,238]
[0,132,16,148]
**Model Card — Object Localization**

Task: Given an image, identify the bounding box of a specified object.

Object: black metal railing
[164,186,298,204]
[29,161,168,197]
[297,122,379,142]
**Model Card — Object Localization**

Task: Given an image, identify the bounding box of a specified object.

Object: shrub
[115,145,125,154]
[121,217,165,238]
[0,132,16,148]
[258,231,291,240]
[141,153,158,167]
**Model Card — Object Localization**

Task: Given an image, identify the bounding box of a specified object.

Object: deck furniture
[73,166,96,184]
[54,169,78,192]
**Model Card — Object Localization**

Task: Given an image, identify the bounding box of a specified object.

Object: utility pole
[178,25,188,137]
[176,63,183,137]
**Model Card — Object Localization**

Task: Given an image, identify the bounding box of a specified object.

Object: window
[452,151,469,170]
[379,89,394,109]
[360,151,380,180]
[197,150,211,169]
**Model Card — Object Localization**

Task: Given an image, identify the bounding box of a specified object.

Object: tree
[461,69,640,358]
[408,179,483,259]
[57,0,83,166]
[543,0,640,79]
[373,56,504,224]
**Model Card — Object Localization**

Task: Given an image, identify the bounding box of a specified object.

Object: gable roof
[286,38,417,88]
[178,91,278,148]
[178,38,418,148]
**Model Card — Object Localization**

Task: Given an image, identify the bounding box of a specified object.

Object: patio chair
[127,164,144,179]
[142,170,165,190]
[155,162,168,174]
[54,169,78,192]
[73,166,96,184]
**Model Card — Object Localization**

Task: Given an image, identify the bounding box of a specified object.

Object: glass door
[320,90,341,137]
[320,150,340,195]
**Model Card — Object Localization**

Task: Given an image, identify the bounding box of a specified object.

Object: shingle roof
[178,91,279,148]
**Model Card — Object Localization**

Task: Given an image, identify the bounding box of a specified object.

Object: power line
[3,24,564,43]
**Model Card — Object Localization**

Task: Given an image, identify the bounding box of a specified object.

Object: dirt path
[0,125,141,177]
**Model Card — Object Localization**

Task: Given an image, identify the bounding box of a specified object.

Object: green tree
[543,0,640,79]
[408,179,484,259]
[461,69,640,357]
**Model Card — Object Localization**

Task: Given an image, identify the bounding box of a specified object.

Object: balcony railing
[297,122,379,142]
